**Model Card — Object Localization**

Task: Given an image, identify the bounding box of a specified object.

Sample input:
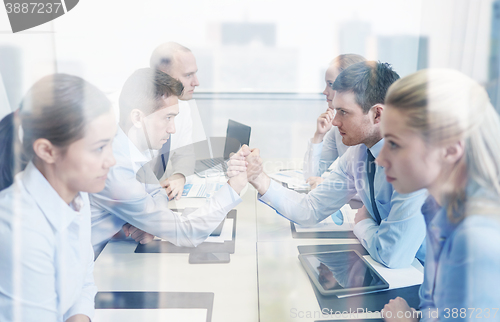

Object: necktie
[366,149,382,225]
[153,138,171,179]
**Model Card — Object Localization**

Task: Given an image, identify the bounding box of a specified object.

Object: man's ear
[33,138,58,164]
[444,140,465,164]
[372,104,384,124]
[130,109,144,129]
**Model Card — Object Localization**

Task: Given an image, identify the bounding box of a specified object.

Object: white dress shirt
[0,162,97,321]
[90,127,241,254]
[167,100,195,178]
[166,100,207,178]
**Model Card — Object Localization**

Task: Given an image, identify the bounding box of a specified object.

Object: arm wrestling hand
[227,149,248,178]
[246,148,271,195]
[227,148,248,194]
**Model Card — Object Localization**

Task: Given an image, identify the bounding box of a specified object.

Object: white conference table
[93,159,385,322]
[93,181,258,322]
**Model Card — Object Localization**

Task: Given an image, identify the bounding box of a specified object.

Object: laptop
[194,119,251,176]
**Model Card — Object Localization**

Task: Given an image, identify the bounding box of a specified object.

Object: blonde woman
[377,69,500,321]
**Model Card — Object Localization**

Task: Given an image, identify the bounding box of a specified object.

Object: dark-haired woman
[0,74,116,322]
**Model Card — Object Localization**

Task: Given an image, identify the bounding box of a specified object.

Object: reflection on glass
[306,251,384,291]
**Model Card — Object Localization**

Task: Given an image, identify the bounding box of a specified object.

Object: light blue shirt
[419,187,500,321]
[90,127,242,253]
[0,162,97,321]
[261,139,427,268]
[303,127,349,179]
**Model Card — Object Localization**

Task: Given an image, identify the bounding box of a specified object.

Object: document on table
[337,256,424,298]
[157,218,233,244]
[93,308,207,322]
[269,170,310,191]
[294,204,356,232]
[204,218,233,243]
[182,183,224,198]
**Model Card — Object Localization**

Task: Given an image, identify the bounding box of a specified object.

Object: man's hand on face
[313,108,335,143]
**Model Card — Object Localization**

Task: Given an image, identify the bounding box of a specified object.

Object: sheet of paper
[182,183,224,198]
[158,218,232,243]
[204,218,233,243]
[269,170,310,190]
[294,204,356,232]
[337,256,424,298]
[93,308,207,322]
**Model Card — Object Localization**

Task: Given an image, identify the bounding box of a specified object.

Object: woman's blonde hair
[385,69,500,221]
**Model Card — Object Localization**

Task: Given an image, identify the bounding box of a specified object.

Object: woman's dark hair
[19,74,112,159]
[0,111,16,191]
[0,74,112,190]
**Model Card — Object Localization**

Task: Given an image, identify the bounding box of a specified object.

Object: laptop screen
[223,119,251,159]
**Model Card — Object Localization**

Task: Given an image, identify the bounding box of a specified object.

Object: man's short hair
[150,42,191,73]
[119,68,183,128]
[331,61,400,114]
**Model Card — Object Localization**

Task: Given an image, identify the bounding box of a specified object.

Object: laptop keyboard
[200,157,225,168]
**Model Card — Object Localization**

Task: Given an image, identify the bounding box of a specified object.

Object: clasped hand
[227,145,263,183]
[227,145,271,195]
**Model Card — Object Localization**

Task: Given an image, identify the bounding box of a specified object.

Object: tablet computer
[210,218,225,237]
[298,250,389,297]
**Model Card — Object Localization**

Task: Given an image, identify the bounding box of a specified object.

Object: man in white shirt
[149,42,204,200]
[90,68,246,255]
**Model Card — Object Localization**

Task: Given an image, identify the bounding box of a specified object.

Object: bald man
[149,42,205,200]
